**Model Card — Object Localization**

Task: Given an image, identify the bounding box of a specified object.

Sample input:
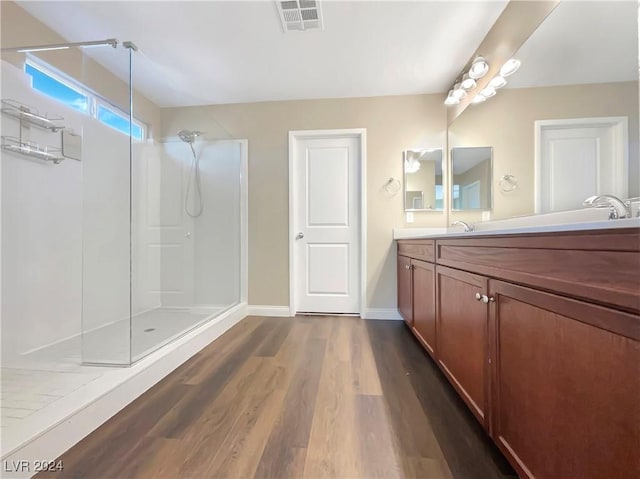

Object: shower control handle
[296,232,304,240]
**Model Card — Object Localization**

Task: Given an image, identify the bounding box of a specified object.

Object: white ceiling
[16,1,508,108]
[506,1,638,89]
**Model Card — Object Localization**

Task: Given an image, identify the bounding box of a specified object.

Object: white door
[536,117,628,213]
[293,135,361,314]
[461,181,481,209]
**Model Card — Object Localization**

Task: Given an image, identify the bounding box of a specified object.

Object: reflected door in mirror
[451,147,492,211]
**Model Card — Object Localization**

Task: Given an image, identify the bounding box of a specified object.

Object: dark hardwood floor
[39,316,515,479]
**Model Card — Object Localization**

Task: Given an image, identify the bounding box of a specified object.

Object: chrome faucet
[582,195,630,220]
[451,220,474,232]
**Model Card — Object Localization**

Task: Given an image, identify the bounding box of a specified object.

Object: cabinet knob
[405,265,410,270]
[475,292,482,301]
[481,294,490,304]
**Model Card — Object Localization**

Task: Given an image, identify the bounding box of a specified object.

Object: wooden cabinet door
[412,259,436,357]
[489,280,640,479]
[397,254,413,326]
[436,265,489,427]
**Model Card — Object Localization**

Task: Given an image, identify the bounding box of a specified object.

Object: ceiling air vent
[275,0,323,32]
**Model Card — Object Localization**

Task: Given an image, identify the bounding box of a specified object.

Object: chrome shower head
[177,129,202,143]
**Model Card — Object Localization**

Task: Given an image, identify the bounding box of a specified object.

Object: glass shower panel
[0,43,134,367]
[79,45,133,365]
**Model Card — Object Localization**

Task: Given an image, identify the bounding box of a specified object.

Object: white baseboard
[247,305,291,317]
[365,308,402,320]
[1,303,248,478]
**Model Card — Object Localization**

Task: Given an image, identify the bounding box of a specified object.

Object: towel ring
[384,177,401,195]
[499,174,518,193]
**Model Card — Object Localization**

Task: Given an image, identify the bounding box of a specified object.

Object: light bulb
[489,76,507,89]
[452,83,467,100]
[481,86,496,98]
[460,74,476,91]
[444,94,460,105]
[468,56,489,79]
[471,94,486,104]
[500,58,521,77]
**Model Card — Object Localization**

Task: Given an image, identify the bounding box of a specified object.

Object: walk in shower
[2,39,244,369]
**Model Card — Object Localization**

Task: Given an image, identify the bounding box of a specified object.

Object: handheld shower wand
[178,130,204,218]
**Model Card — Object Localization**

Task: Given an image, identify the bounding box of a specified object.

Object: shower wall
[0,57,150,360]
[1,63,83,358]
[157,141,242,308]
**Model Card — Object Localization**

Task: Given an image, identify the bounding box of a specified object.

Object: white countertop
[394,216,640,240]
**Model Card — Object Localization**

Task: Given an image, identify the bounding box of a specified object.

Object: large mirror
[448,0,638,220]
[404,148,444,211]
[451,147,492,210]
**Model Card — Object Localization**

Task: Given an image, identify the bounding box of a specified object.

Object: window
[24,59,145,141]
[97,104,144,141]
[25,62,89,113]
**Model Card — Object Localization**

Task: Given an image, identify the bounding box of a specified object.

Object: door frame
[288,128,367,318]
[533,116,628,213]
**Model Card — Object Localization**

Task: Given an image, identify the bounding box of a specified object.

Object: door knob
[296,232,304,240]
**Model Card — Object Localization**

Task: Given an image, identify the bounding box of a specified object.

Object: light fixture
[471,94,486,104]
[460,73,476,91]
[480,86,496,98]
[468,56,489,79]
[489,76,507,89]
[500,58,521,77]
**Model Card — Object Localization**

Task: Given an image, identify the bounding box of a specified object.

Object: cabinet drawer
[398,240,434,262]
[435,229,640,314]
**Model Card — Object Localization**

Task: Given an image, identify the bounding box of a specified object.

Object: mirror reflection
[447,0,638,220]
[403,148,443,211]
[451,147,492,210]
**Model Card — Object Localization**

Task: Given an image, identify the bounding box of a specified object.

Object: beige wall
[0,1,162,138]
[449,81,639,222]
[162,95,447,308]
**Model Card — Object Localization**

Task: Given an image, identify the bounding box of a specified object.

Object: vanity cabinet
[397,241,437,357]
[489,280,640,479]
[397,228,640,479]
[436,266,489,427]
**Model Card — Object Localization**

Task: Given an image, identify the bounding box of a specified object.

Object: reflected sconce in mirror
[444,57,521,106]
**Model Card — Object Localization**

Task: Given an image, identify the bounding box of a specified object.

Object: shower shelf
[1,99,65,132]
[1,136,65,164]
